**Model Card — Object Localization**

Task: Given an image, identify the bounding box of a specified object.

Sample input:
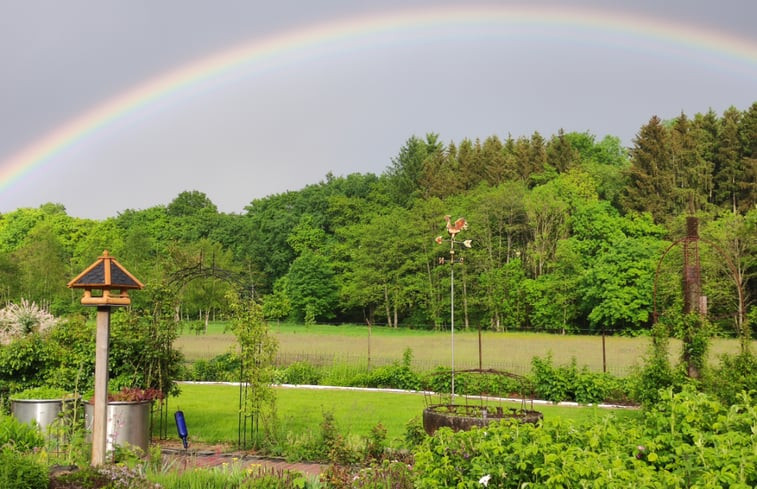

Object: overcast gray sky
[1,1,755,219]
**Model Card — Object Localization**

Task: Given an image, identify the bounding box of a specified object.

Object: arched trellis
[652,217,748,352]
[167,257,256,300]
[166,258,261,449]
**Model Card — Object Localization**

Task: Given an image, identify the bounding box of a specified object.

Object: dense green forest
[1,104,754,336]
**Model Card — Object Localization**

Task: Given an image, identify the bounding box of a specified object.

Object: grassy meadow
[175,322,753,376]
[161,383,642,449]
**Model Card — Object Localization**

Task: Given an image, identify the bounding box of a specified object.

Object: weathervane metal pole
[435,216,470,402]
[450,239,455,399]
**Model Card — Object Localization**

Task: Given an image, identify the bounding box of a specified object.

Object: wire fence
[273,351,631,377]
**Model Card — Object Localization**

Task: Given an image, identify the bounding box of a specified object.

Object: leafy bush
[704,352,757,405]
[0,334,55,395]
[320,363,370,387]
[190,352,241,382]
[284,361,322,385]
[0,448,48,489]
[403,416,426,448]
[375,364,421,390]
[363,422,387,462]
[422,367,528,400]
[413,389,757,487]
[530,354,575,401]
[0,414,45,452]
[628,323,687,405]
[529,354,631,404]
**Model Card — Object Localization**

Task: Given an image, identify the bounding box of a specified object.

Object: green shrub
[284,361,321,385]
[704,352,757,405]
[403,416,426,448]
[530,354,575,401]
[320,363,369,386]
[529,354,630,404]
[0,414,45,452]
[0,448,48,489]
[363,423,387,462]
[191,352,241,382]
[359,364,421,391]
[412,389,757,488]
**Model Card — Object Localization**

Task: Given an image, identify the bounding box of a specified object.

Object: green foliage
[0,333,53,394]
[323,459,414,489]
[0,447,48,489]
[52,464,157,489]
[286,251,339,322]
[529,354,628,404]
[283,361,322,385]
[110,286,184,396]
[190,352,241,382]
[290,410,362,465]
[363,422,387,462]
[413,389,757,488]
[629,322,682,405]
[353,363,421,391]
[404,416,426,448]
[9,386,70,399]
[1,104,755,348]
[422,368,526,399]
[673,312,712,378]
[705,351,757,405]
[0,413,45,452]
[149,464,317,489]
[229,293,278,448]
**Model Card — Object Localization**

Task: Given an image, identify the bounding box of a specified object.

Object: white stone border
[178,381,639,410]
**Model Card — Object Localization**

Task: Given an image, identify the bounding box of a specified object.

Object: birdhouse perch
[67,250,143,306]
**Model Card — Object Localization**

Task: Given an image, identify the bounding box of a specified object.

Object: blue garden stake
[175,410,189,449]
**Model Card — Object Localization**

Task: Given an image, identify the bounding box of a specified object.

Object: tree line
[0,103,754,337]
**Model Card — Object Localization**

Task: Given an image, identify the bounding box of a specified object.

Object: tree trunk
[393,291,398,329]
[383,284,392,328]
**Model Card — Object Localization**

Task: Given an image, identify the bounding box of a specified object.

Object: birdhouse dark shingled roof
[68,250,143,290]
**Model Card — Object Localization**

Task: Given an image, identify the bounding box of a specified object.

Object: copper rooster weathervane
[435,215,471,398]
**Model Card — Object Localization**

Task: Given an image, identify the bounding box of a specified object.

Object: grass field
[175,322,753,376]
[160,383,641,449]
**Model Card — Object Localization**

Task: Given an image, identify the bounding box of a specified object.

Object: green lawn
[175,322,754,376]
[160,383,641,449]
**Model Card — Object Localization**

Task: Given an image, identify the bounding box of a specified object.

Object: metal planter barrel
[85,400,151,453]
[11,397,79,432]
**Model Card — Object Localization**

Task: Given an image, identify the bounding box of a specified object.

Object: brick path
[158,441,325,478]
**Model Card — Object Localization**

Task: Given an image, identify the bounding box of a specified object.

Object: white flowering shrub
[0,299,59,345]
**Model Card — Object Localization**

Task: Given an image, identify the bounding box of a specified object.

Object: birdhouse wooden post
[67,250,143,466]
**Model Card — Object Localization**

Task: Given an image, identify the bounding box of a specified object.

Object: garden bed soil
[48,441,325,488]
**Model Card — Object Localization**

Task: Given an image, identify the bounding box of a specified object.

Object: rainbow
[1,4,755,194]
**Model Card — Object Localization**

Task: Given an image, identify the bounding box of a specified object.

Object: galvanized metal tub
[84,400,151,453]
[11,398,78,432]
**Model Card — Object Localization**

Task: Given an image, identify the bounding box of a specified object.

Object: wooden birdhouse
[67,250,143,306]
